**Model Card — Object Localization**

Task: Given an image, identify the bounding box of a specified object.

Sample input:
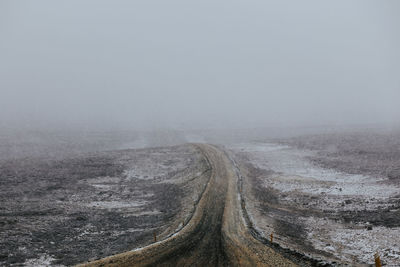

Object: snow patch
[306,217,400,266]
[23,254,64,267]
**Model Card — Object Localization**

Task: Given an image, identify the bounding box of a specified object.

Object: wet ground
[77,144,300,267]
[0,144,209,266]
[229,133,400,266]
[2,129,400,266]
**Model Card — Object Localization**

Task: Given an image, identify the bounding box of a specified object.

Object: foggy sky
[1,0,399,131]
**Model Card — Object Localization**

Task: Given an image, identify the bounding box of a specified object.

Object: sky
[0,0,399,131]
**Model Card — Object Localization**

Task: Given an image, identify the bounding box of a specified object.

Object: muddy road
[78,144,310,267]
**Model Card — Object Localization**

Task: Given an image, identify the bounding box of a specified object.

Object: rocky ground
[0,144,209,266]
[228,130,400,266]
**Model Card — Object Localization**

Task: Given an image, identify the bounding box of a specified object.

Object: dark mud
[81,144,303,267]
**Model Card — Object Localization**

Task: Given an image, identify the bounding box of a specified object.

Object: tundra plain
[1,129,399,266]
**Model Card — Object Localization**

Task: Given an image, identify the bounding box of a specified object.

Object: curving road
[77,144,300,267]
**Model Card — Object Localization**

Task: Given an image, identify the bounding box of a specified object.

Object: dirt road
[77,144,300,266]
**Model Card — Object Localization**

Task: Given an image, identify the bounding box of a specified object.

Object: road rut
[77,144,298,267]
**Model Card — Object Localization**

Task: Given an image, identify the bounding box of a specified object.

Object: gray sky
[1,0,399,130]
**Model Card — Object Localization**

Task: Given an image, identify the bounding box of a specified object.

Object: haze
[1,0,399,131]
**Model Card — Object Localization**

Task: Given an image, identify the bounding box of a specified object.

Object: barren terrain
[0,144,209,266]
[77,144,308,267]
[228,131,400,266]
[2,130,399,266]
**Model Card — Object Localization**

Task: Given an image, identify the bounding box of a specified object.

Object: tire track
[77,144,300,266]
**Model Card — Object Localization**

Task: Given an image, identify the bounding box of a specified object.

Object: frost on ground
[23,254,65,267]
[0,144,210,266]
[306,217,400,265]
[230,138,400,266]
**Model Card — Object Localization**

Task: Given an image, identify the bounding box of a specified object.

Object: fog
[1,0,399,131]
